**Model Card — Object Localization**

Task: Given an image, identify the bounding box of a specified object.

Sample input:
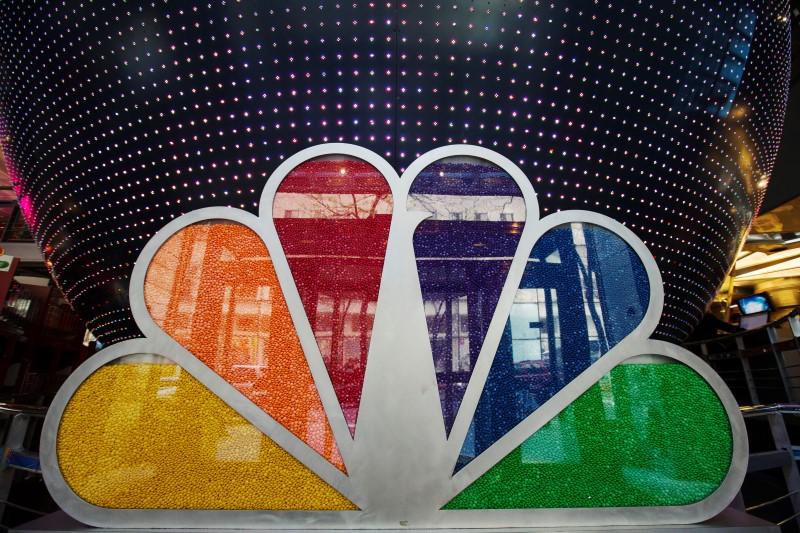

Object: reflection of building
[0,0,797,528]
[144,225,276,384]
[674,3,755,120]
[411,160,650,442]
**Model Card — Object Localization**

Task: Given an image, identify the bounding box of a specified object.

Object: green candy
[444,364,732,509]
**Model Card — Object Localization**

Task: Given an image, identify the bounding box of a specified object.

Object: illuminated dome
[0,1,790,344]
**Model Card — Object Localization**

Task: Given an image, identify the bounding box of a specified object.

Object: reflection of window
[315,295,334,363]
[452,296,470,372]
[474,212,488,221]
[283,209,299,218]
[451,212,464,221]
[672,5,755,118]
[230,284,273,367]
[499,212,513,222]
[510,289,549,364]
[313,293,375,372]
[425,295,471,373]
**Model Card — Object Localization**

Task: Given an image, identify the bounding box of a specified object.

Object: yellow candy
[57,363,357,511]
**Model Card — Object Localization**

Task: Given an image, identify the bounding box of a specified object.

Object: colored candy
[444,363,731,509]
[273,158,393,435]
[144,222,345,471]
[57,363,357,510]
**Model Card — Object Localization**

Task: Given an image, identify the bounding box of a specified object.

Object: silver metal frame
[40,144,747,529]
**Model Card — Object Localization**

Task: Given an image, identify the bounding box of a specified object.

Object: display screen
[737,293,772,315]
[739,313,769,330]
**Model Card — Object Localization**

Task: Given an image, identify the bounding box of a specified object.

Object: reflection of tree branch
[307,194,342,218]
[500,196,517,217]
[409,194,439,214]
[427,299,449,340]
[409,194,520,220]
[304,193,390,219]
[367,194,383,218]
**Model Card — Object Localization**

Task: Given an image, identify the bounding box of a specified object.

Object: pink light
[18,195,35,226]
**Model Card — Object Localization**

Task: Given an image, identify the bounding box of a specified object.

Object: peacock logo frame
[40,144,747,529]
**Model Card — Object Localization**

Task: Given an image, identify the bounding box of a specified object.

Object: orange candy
[144,222,345,471]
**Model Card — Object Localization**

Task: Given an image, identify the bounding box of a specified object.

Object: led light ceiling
[0,1,790,344]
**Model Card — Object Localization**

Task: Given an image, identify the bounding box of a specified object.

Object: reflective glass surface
[273,158,393,435]
[445,363,732,509]
[409,157,526,434]
[457,223,649,469]
[57,359,356,510]
[143,222,345,470]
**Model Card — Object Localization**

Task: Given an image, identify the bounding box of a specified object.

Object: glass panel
[457,223,649,470]
[143,221,344,471]
[444,363,732,509]
[273,157,392,436]
[57,358,357,510]
[409,157,526,434]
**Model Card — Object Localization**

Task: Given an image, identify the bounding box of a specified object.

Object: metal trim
[41,144,747,529]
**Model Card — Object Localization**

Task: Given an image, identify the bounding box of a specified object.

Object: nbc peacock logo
[41,144,747,529]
